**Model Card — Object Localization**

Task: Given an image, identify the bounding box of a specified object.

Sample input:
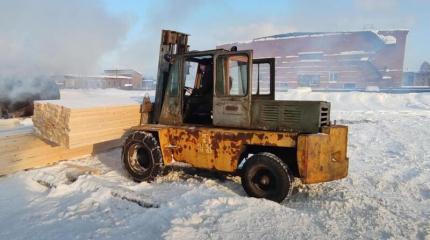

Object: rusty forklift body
[123,30,349,201]
[131,123,348,184]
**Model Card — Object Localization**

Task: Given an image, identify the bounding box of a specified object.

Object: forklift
[122,30,348,202]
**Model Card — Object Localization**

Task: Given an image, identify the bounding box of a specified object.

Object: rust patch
[152,125,298,173]
[185,128,200,139]
[256,133,265,140]
[211,132,222,159]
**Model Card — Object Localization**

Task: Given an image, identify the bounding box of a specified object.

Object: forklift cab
[158,49,275,129]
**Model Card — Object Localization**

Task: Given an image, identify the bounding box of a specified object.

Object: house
[104,69,143,89]
[402,62,430,87]
[59,69,143,89]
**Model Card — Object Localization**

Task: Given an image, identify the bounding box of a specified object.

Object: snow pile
[38,88,154,109]
[276,89,430,112]
[254,32,353,42]
[0,90,429,239]
[373,31,397,45]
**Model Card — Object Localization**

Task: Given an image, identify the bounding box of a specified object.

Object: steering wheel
[184,86,194,95]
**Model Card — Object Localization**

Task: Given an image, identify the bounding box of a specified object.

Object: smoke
[102,0,209,79]
[211,23,296,45]
[0,0,129,76]
[0,0,129,108]
[0,76,60,116]
[104,0,297,78]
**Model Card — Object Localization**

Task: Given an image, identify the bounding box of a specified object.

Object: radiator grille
[260,105,279,123]
[283,108,301,123]
[261,105,302,124]
[256,102,330,133]
[320,106,329,126]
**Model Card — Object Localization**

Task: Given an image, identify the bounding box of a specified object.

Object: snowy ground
[0,89,430,239]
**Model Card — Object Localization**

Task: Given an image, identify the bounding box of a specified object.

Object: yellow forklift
[122,30,348,202]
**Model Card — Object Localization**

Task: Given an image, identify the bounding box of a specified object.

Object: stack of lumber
[0,131,120,176]
[33,101,142,149]
[0,118,21,130]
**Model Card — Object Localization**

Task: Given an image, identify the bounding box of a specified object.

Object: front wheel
[241,152,293,202]
[122,131,163,182]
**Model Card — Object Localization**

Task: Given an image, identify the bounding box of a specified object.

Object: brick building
[217,30,408,90]
[104,69,143,89]
[59,69,143,89]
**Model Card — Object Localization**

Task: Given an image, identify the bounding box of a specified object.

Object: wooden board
[0,131,121,176]
[33,101,142,149]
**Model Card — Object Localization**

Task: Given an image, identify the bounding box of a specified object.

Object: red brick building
[217,30,408,89]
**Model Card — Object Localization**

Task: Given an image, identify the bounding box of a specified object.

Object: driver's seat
[183,66,213,124]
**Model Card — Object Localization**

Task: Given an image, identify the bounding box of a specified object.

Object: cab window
[167,60,180,97]
[216,54,249,96]
[252,62,270,95]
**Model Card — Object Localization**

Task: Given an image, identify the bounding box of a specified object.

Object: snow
[373,32,397,45]
[298,51,324,55]
[254,32,353,42]
[299,59,322,62]
[1,90,430,239]
[231,30,399,47]
[64,74,133,80]
[381,35,396,44]
[36,88,153,109]
[338,51,367,55]
[325,51,374,57]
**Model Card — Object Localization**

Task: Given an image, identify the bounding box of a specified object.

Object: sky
[1,0,429,78]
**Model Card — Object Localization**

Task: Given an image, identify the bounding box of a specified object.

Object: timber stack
[0,131,120,176]
[33,101,142,149]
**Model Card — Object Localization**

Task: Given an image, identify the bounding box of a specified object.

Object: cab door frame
[213,50,253,128]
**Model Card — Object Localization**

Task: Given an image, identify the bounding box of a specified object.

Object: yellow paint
[131,124,348,184]
[134,124,296,172]
[297,125,348,184]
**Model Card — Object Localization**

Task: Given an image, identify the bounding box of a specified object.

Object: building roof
[225,30,408,46]
[104,69,142,77]
[64,74,132,80]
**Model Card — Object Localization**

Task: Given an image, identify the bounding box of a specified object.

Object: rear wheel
[122,131,163,182]
[241,152,293,202]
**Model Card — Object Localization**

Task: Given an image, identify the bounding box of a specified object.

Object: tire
[122,131,163,182]
[241,152,293,202]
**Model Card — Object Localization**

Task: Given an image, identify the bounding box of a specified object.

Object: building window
[344,83,356,89]
[298,52,323,61]
[298,74,320,87]
[329,72,339,83]
[276,82,288,92]
[404,74,415,86]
